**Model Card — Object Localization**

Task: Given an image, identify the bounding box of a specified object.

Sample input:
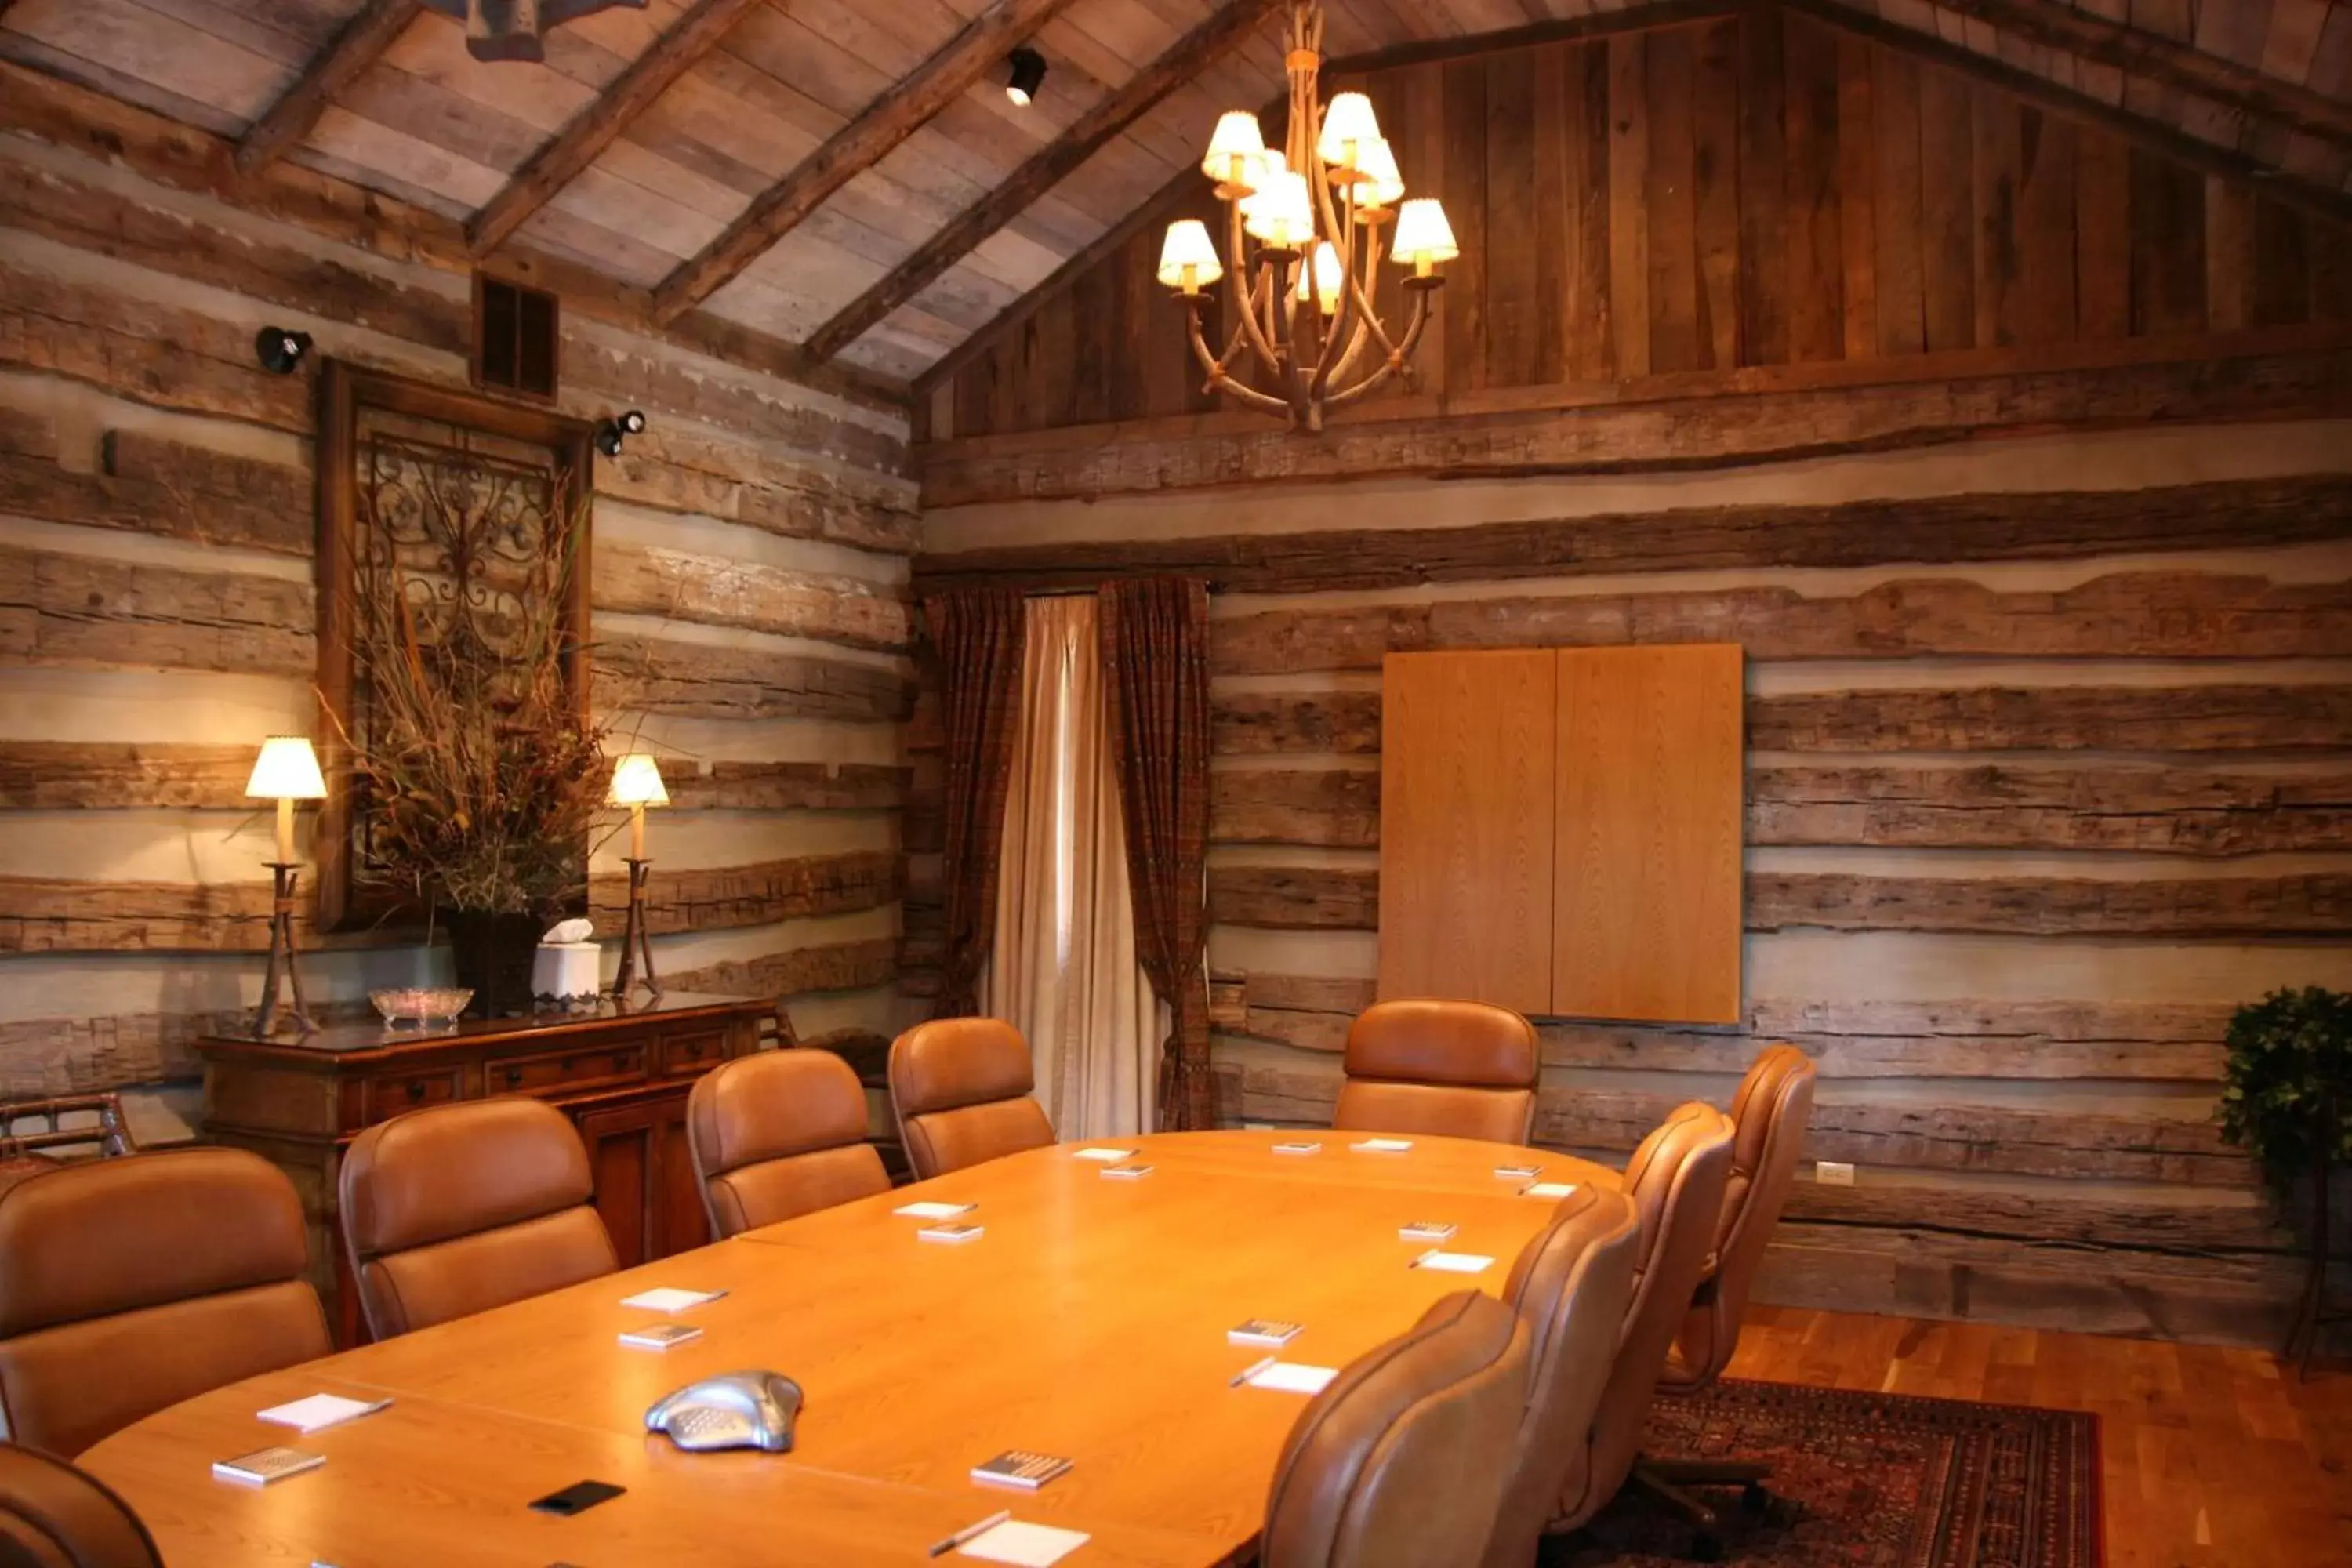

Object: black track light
[617,408,648,436]
[1006,47,1046,107]
[595,409,645,459]
[255,327,312,375]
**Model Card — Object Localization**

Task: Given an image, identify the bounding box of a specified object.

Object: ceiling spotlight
[1006,47,1046,107]
[254,327,312,375]
[595,420,626,459]
[616,408,648,436]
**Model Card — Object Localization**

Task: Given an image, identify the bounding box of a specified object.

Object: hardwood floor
[1723,1307,2352,1568]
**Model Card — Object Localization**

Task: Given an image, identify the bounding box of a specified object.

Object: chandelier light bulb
[1316,91,1382,172]
[1201,111,1268,190]
[1392,198,1459,276]
[1156,220,1225,295]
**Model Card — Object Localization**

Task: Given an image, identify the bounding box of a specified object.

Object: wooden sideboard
[196,992,773,1345]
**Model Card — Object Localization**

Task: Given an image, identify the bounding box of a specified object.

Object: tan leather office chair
[0,1445,162,1566]
[1635,1046,1818,1535]
[1262,1290,1532,1568]
[339,1097,618,1340]
[687,1049,890,1239]
[887,1018,1054,1181]
[0,1148,330,1458]
[1545,1103,1736,1540]
[1480,1185,1644,1568]
[1331,1000,1539,1145]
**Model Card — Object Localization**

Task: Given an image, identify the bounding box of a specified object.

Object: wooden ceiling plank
[649,0,1080,325]
[803,0,1287,365]
[466,0,771,256]
[1922,0,2352,148]
[234,0,423,175]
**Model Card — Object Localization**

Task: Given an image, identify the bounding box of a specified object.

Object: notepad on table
[1271,1140,1323,1156]
[970,1449,1073,1490]
[1071,1146,1135,1162]
[1229,1318,1303,1348]
[895,1200,977,1220]
[919,1221,985,1244]
[1098,1163,1153,1181]
[1350,1137,1413,1153]
[619,1287,725,1313]
[212,1446,324,1486]
[1414,1250,1495,1275]
[619,1322,702,1350]
[1243,1362,1339,1395]
[959,1519,1091,1566]
[1521,1181,1578,1200]
[1398,1220,1457,1243]
[1494,1163,1541,1181]
[257,1394,389,1433]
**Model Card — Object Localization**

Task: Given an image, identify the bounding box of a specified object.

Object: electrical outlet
[1814,1160,1857,1187]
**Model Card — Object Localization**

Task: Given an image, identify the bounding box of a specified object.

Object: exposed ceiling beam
[468,0,770,256]
[650,0,1077,325]
[804,0,1287,365]
[1784,0,2352,227]
[236,0,422,175]
[1918,0,2352,152]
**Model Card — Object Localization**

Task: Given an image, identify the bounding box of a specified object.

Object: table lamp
[245,735,326,1036]
[608,753,667,998]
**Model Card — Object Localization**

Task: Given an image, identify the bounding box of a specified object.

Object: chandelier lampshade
[1157,0,1454,431]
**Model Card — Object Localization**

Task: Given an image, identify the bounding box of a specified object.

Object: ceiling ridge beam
[649,0,1078,326]
[467,0,771,257]
[1784,0,2352,228]
[236,0,422,176]
[803,0,1289,367]
[1920,0,2352,151]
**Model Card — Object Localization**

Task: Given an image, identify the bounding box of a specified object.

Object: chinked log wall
[0,77,920,1119]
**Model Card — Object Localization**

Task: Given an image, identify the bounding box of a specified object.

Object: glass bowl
[369,987,474,1029]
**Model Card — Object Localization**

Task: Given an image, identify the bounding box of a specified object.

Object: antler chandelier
[1156,0,1458,432]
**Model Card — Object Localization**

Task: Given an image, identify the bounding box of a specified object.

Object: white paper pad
[960,1520,1092,1566]
[619,1287,724,1312]
[1494,1164,1541,1180]
[1271,1141,1323,1155]
[1350,1138,1413,1153]
[1522,1181,1578,1200]
[256,1394,387,1433]
[1246,1362,1340,1395]
[1071,1147,1135,1162]
[1416,1250,1496,1275]
[895,1200,976,1219]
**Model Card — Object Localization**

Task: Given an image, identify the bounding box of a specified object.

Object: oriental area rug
[1554,1378,2103,1568]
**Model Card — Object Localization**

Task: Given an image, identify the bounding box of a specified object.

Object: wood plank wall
[931,9,2352,445]
[0,116,916,1135]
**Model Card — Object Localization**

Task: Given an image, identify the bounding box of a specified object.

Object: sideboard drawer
[488,1044,647,1098]
[658,1030,729,1078]
[360,1066,465,1126]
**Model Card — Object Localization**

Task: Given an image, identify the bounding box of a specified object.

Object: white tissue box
[532,942,601,1002]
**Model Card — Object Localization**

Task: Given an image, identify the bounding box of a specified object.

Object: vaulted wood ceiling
[4,0,2346,391]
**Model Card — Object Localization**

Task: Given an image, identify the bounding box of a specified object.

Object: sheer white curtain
[983,596,1161,1138]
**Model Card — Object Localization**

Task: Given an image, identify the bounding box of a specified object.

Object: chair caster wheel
[1741,1482,1770,1515]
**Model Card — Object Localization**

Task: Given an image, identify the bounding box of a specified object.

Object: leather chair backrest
[687,1049,890,1239]
[1480,1185,1642,1568]
[0,1148,330,1458]
[0,1445,162,1567]
[1664,1046,1817,1392]
[339,1097,618,1340]
[1332,1000,1540,1145]
[887,1019,1055,1181]
[1552,1102,1735,1533]
[1263,1290,1532,1568]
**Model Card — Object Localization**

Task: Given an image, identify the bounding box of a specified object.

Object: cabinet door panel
[1553,644,1744,1024]
[1377,650,1557,1013]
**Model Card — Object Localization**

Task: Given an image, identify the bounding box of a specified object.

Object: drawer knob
[612,1052,630,1072]
[405,1080,426,1102]
[503,1066,523,1088]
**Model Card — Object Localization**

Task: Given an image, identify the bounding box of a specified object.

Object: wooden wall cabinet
[196,993,769,1345]
[1378,646,1744,1025]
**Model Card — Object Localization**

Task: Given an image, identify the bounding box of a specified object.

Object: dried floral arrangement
[327,431,609,920]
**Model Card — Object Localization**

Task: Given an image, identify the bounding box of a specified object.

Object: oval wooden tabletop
[81,1129,1617,1567]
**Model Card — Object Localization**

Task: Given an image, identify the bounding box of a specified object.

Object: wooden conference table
[82,1130,1620,1566]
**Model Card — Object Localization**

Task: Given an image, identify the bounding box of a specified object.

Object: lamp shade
[245,736,325,800]
[1308,240,1343,314]
[1316,91,1382,170]
[1242,169,1314,249]
[1156,220,1225,292]
[1201,111,1266,187]
[1392,198,1459,268]
[1348,137,1404,211]
[607,753,670,808]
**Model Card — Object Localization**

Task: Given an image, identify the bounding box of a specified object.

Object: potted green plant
[2217,985,2352,1370]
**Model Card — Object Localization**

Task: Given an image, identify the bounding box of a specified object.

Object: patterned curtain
[1098,579,1216,1131]
[924,587,1027,1018]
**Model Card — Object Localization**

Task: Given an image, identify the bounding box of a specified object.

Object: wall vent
[473,273,559,399]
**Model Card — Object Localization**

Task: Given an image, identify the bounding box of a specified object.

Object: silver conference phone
[644,1370,804,1453]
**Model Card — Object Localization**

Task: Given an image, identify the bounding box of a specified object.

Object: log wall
[914,405,2352,1345]
[0,110,920,1138]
